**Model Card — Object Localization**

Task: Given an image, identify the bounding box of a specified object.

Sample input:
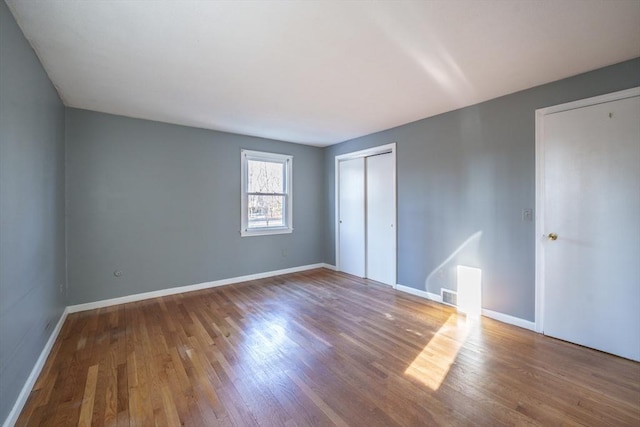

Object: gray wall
[0,1,66,422]
[1,3,638,419]
[66,109,324,305]
[324,58,640,322]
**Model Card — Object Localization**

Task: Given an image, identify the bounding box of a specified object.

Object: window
[241,149,293,236]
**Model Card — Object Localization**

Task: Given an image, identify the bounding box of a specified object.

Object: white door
[366,153,396,286]
[338,158,365,277]
[540,91,640,361]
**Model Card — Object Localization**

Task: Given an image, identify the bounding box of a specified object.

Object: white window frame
[241,149,293,237]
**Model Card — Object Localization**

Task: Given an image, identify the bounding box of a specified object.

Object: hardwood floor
[16,269,640,426]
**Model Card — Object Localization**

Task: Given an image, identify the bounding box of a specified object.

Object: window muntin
[241,150,292,236]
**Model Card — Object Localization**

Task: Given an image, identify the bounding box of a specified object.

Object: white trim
[3,307,69,427]
[395,284,534,330]
[3,263,334,426]
[68,263,329,313]
[427,292,443,303]
[534,87,640,334]
[334,143,397,282]
[240,149,293,237]
[395,284,442,302]
[481,308,536,331]
[335,143,397,162]
[534,105,546,333]
[537,87,640,116]
[322,264,337,271]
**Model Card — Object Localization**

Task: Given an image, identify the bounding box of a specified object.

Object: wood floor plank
[78,364,99,427]
[285,370,349,427]
[15,268,640,426]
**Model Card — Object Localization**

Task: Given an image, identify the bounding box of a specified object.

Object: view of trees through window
[247,159,285,228]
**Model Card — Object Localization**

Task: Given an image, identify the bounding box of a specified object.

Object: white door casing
[335,143,397,284]
[535,87,640,361]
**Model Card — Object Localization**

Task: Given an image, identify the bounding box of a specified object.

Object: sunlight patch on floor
[404,314,472,390]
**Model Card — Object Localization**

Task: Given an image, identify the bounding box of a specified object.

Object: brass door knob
[548,233,558,241]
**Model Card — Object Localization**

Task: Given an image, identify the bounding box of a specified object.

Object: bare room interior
[1,1,639,426]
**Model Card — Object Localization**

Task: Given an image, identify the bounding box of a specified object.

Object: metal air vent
[441,289,458,307]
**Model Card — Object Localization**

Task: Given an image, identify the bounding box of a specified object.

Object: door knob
[547,233,558,241]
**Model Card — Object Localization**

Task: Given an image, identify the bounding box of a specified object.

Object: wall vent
[441,289,458,307]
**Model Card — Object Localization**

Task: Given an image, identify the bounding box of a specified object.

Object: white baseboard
[394,283,535,331]
[5,266,533,427]
[68,263,332,313]
[3,307,69,427]
[4,262,333,426]
[395,284,442,302]
[481,308,535,331]
[322,264,337,271]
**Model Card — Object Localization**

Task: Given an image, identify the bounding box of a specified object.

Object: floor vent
[441,289,458,307]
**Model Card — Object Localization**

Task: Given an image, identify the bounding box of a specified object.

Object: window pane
[248,160,284,193]
[247,195,285,228]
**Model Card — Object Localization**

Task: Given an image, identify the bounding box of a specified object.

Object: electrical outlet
[522,208,533,222]
[281,248,287,257]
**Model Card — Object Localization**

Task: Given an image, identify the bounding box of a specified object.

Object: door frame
[534,87,640,333]
[335,143,397,284]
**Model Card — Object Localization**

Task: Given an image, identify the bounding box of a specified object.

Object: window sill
[241,227,293,237]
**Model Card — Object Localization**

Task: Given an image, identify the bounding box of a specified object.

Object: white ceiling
[6,1,640,146]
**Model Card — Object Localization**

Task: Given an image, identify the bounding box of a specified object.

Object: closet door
[366,153,396,286]
[338,158,365,277]
[540,92,640,361]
